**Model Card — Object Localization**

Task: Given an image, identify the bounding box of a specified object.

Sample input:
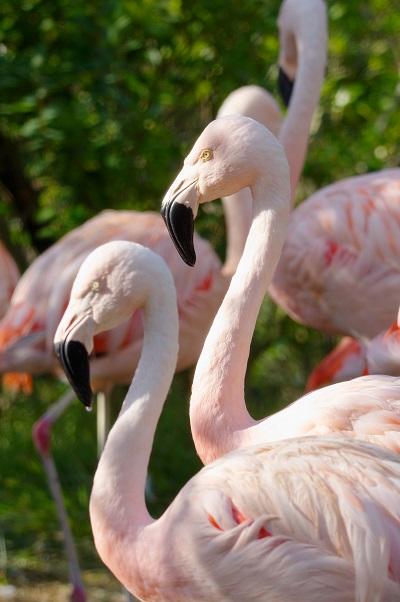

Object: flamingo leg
[96,388,113,457]
[32,388,86,602]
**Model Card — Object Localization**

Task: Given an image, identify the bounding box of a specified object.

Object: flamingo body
[93,436,400,602]
[270,169,400,338]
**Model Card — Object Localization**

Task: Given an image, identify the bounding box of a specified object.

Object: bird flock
[1,0,400,601]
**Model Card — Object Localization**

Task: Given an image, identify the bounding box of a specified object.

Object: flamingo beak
[54,311,95,409]
[161,170,199,267]
[55,339,93,409]
[278,66,295,108]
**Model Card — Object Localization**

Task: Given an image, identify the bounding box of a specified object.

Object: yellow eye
[199,148,213,162]
[91,280,100,292]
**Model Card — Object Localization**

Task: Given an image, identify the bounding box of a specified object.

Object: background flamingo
[54,235,400,600]
[270,169,400,337]
[217,0,327,231]
[269,169,400,389]
[233,2,400,390]
[188,0,326,281]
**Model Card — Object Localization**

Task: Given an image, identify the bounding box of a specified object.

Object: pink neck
[220,1,326,271]
[89,284,178,581]
[222,189,253,275]
[190,154,290,464]
[279,0,327,201]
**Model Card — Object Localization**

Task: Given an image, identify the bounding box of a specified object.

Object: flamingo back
[121,436,400,601]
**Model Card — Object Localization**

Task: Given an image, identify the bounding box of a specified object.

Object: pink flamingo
[270,168,400,391]
[0,209,221,601]
[242,2,400,389]
[55,123,400,598]
[161,117,400,470]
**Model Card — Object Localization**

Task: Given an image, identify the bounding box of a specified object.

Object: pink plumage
[55,114,400,601]
[0,209,222,385]
[270,169,400,338]
[308,322,400,390]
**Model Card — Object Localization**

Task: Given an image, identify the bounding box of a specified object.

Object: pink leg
[32,389,86,602]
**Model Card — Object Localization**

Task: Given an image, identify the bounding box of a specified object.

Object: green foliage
[0,0,282,244]
[0,0,399,591]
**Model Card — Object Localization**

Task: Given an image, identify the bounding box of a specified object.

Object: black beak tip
[278,66,295,108]
[54,340,93,409]
[161,201,196,267]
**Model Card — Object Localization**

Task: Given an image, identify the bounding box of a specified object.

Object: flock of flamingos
[1,0,400,600]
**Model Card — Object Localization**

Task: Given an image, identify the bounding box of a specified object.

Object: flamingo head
[217,85,283,136]
[54,240,174,408]
[161,114,283,266]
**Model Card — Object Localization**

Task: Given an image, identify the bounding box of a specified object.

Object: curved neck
[190,158,290,464]
[279,2,327,201]
[90,285,178,549]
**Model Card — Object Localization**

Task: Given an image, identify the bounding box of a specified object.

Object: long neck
[90,285,178,543]
[190,160,290,463]
[221,5,326,271]
[279,5,327,201]
[222,189,253,275]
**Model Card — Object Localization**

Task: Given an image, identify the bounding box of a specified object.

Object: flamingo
[161,117,400,472]
[55,237,400,602]
[0,209,220,602]
[0,82,280,597]
[269,168,400,392]
[246,2,400,389]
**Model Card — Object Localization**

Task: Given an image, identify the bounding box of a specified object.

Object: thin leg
[32,389,86,602]
[96,388,113,456]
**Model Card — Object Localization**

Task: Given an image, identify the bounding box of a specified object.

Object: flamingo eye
[91,280,100,292]
[199,148,213,162]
